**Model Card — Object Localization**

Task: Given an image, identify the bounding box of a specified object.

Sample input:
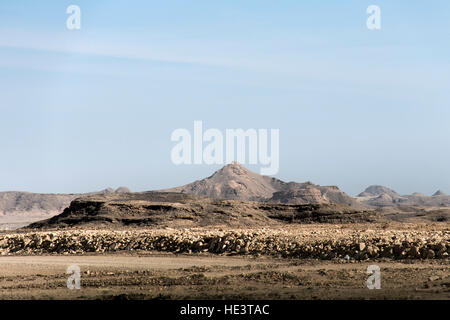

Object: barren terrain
[0,223,448,300]
[0,253,448,300]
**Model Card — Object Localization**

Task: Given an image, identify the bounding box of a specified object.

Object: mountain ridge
[0,187,131,218]
[355,185,450,207]
[1,164,449,230]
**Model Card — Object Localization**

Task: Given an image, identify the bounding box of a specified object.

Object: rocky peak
[358,185,399,198]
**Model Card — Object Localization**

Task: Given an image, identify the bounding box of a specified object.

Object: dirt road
[0,253,448,300]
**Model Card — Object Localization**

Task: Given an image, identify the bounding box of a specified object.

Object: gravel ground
[0,253,448,300]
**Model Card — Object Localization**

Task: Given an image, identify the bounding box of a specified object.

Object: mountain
[0,192,79,218]
[357,185,450,207]
[164,162,357,205]
[166,162,279,201]
[0,187,131,230]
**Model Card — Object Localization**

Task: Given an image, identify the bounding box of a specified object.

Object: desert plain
[0,223,448,300]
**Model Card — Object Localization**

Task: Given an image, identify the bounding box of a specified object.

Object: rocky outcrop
[25,192,381,229]
[269,187,327,204]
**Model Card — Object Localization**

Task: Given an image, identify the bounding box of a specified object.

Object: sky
[0,0,449,196]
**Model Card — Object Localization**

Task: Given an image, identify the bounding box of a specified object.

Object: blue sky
[0,0,449,196]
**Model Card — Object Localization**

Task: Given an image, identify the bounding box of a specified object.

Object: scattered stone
[0,227,447,260]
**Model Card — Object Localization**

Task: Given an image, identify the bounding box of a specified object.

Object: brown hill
[164,162,357,206]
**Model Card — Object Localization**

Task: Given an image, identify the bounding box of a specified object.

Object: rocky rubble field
[1,225,448,260]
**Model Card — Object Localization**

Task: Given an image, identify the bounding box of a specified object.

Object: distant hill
[0,192,78,218]
[358,185,399,198]
[0,187,131,229]
[164,162,357,206]
[356,185,450,207]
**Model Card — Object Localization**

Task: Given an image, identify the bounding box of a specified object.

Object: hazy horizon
[1,1,449,196]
